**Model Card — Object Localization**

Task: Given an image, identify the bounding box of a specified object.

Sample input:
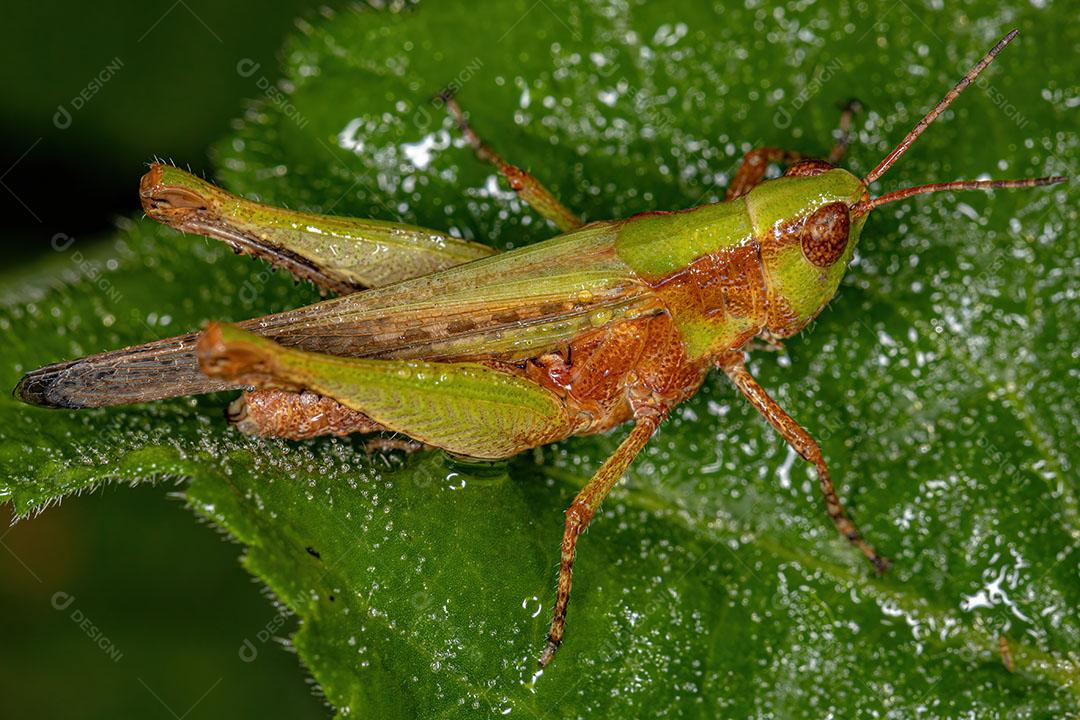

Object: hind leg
[140,163,496,295]
[228,389,385,439]
[231,389,426,453]
[197,323,575,459]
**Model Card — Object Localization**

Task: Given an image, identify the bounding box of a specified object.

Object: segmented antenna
[862,175,1067,211]
[864,29,1018,185]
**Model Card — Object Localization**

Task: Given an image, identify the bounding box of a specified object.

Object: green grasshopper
[15,31,1064,667]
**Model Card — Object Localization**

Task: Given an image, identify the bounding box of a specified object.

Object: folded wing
[16,222,661,408]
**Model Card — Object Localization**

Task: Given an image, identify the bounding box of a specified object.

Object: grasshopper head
[749,163,869,337]
[755,29,1065,338]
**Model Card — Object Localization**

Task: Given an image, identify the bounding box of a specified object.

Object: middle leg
[441,93,584,233]
[540,411,664,667]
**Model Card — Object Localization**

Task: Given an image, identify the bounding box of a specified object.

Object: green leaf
[2,1,1077,717]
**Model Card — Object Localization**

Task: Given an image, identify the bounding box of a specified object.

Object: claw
[538,637,560,668]
[871,554,893,575]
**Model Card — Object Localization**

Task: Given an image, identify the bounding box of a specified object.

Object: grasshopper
[14,31,1065,667]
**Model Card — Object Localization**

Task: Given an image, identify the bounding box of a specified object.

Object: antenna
[860,175,1066,212]
[864,29,1018,185]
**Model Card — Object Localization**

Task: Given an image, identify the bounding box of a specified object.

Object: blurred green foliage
[0,1,327,716]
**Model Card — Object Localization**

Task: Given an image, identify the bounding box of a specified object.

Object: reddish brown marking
[400,328,434,343]
[633,314,708,401]
[759,212,817,338]
[445,319,478,334]
[510,311,709,443]
[528,351,575,391]
[646,244,769,353]
[140,165,208,215]
[719,245,768,325]
[197,323,293,390]
[800,202,851,267]
[564,320,648,413]
[764,293,801,338]
[654,254,729,318]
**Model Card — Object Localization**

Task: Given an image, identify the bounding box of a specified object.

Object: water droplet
[520,595,542,618]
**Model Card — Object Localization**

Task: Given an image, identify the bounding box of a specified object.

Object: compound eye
[800,202,850,267]
[785,159,834,177]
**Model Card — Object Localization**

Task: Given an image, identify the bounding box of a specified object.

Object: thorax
[614,200,769,361]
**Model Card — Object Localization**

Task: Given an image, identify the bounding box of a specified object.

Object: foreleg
[718,354,889,573]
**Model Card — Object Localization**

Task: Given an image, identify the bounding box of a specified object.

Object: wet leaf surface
[1,1,1077,716]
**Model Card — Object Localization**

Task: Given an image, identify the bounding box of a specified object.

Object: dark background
[1,2,329,717]
[1,2,319,261]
